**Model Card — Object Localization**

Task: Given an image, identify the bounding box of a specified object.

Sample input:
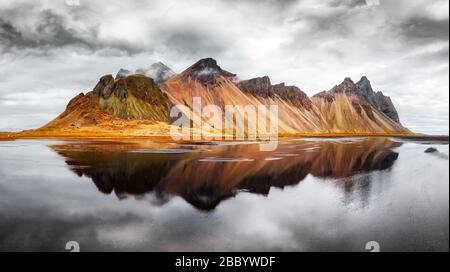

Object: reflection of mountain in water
[51,138,400,211]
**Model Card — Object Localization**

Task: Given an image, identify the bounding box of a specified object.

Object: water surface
[0,137,448,251]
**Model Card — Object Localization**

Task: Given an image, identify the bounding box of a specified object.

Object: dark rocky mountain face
[312,77,359,102]
[272,83,313,109]
[94,74,160,102]
[237,76,272,97]
[183,58,236,85]
[313,76,401,124]
[374,93,400,123]
[355,76,375,101]
[237,76,312,109]
[90,74,172,121]
[93,74,114,97]
[356,77,400,123]
[330,77,359,94]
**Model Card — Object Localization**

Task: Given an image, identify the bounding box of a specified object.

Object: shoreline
[1,131,448,142]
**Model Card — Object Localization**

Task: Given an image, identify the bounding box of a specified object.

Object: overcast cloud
[0,0,448,134]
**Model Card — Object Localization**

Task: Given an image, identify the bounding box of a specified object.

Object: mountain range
[17,58,411,138]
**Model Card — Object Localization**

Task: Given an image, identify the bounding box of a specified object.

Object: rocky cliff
[356,76,400,123]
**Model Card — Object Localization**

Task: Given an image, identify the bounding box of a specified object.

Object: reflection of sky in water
[198,157,254,162]
[129,149,208,154]
[0,139,448,252]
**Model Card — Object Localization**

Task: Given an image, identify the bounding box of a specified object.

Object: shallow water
[0,137,448,251]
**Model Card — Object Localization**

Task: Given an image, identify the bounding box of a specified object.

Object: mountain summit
[237,76,312,109]
[182,58,236,85]
[114,62,176,83]
[356,76,400,123]
[136,62,175,84]
[314,77,401,124]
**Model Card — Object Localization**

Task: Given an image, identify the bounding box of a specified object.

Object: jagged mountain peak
[358,76,370,83]
[115,69,132,80]
[183,58,236,85]
[93,74,114,96]
[356,76,373,95]
[239,76,271,85]
[272,83,313,109]
[237,76,312,109]
[237,76,272,97]
[148,61,174,73]
[191,58,221,70]
[114,62,175,83]
[343,77,354,84]
[135,61,175,84]
[314,76,401,124]
[91,73,172,121]
[354,76,401,123]
[152,61,168,67]
[329,77,359,94]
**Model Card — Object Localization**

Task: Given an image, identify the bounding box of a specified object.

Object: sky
[0,0,448,134]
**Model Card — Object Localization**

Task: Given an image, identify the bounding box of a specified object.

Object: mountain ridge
[17,57,413,138]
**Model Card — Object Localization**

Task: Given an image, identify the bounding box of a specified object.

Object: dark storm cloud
[301,10,353,37]
[0,6,144,55]
[415,46,449,65]
[0,10,94,50]
[0,19,23,47]
[329,0,367,8]
[434,46,449,59]
[286,1,376,42]
[163,28,228,58]
[399,16,449,41]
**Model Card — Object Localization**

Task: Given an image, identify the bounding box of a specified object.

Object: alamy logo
[170,97,279,151]
[65,241,80,252]
[365,241,380,252]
